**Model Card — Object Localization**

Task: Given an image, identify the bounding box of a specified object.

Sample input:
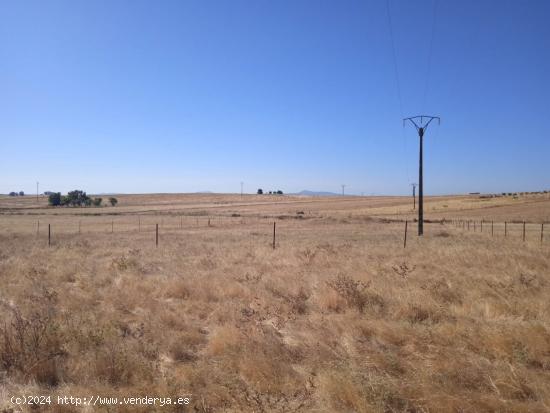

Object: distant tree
[66,190,90,207]
[276,190,283,195]
[257,189,263,195]
[268,191,272,194]
[9,192,17,196]
[48,192,62,206]
[92,197,103,207]
[18,191,24,196]
[109,197,118,206]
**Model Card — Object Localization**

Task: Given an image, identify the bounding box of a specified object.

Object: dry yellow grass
[0,193,549,412]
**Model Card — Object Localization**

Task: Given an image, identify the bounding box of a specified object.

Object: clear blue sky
[1,0,549,195]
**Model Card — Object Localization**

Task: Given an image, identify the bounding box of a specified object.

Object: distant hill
[293,190,341,197]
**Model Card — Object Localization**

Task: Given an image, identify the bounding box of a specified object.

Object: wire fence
[449,218,547,244]
[1,215,548,249]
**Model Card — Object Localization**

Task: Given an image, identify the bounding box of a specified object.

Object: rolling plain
[1,192,549,412]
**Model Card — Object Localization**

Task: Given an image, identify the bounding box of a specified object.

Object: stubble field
[1,192,549,412]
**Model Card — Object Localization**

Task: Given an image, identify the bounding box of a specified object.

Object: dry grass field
[1,193,549,412]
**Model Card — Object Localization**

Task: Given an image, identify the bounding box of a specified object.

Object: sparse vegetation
[0,193,549,412]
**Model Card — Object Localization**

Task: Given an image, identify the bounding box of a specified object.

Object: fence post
[474,221,476,232]
[156,224,159,247]
[272,222,276,250]
[491,220,494,237]
[404,220,408,248]
[481,220,483,233]
[79,221,81,234]
[111,220,114,233]
[139,216,141,232]
[523,221,526,242]
[208,218,211,227]
[37,220,40,236]
[542,223,544,244]
[180,216,183,229]
[505,221,507,237]
[48,224,51,247]
[468,221,470,231]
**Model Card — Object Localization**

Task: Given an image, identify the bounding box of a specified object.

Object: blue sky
[1,0,549,195]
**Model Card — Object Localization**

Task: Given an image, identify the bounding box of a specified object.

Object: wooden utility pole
[404,115,440,236]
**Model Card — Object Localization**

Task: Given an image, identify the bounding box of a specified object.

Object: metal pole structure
[272,222,276,249]
[156,224,159,247]
[404,220,408,248]
[404,116,440,236]
[341,184,346,197]
[411,183,417,210]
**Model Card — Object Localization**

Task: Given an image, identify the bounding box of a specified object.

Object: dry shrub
[92,333,158,386]
[0,285,67,386]
[168,340,197,363]
[326,274,385,314]
[429,279,463,305]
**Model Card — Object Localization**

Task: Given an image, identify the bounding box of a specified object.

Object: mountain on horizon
[293,190,341,197]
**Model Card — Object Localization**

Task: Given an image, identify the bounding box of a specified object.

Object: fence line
[451,218,547,244]
[4,215,549,249]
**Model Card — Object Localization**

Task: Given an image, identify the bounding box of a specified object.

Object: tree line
[48,190,118,207]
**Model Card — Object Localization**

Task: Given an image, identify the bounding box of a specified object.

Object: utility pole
[240,181,244,199]
[36,181,39,203]
[341,184,346,196]
[411,183,417,210]
[403,115,440,236]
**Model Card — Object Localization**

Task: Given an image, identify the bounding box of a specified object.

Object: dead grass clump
[0,286,67,387]
[207,325,242,356]
[428,279,463,305]
[401,303,444,324]
[319,372,370,412]
[318,288,347,312]
[326,274,385,314]
[168,340,197,363]
[92,335,157,386]
[163,277,192,300]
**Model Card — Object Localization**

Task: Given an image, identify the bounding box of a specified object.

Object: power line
[385,0,404,118]
[422,0,439,112]
[386,0,411,185]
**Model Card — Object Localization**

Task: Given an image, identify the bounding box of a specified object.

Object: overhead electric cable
[386,0,411,185]
[422,0,439,112]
